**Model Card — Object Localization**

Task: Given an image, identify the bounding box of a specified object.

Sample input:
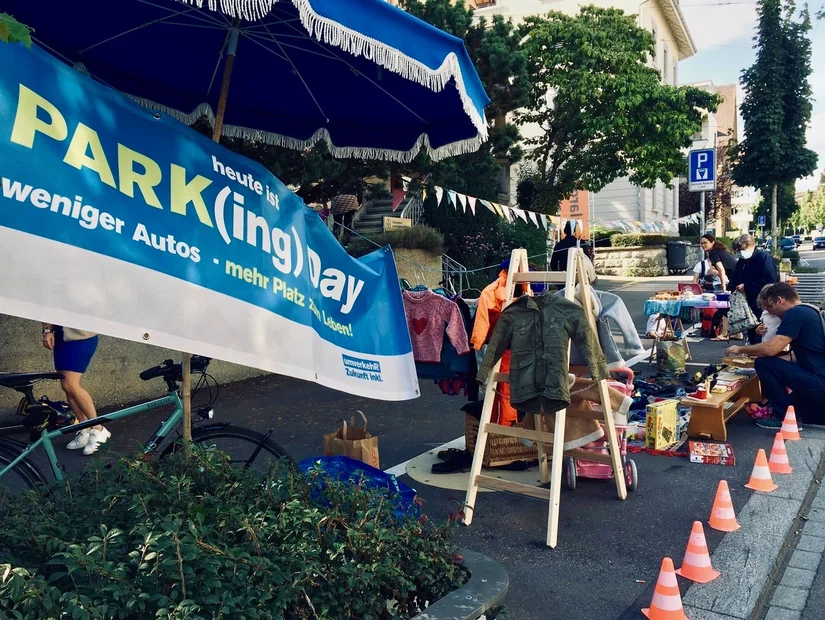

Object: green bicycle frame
[0,391,183,483]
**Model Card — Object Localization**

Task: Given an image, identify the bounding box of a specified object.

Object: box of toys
[689,441,736,466]
[645,399,678,450]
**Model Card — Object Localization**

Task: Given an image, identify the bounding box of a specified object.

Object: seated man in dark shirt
[726,282,825,428]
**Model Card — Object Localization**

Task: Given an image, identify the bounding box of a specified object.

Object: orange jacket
[470,270,509,350]
[471,270,532,350]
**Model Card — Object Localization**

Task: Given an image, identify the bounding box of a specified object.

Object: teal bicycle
[0,356,295,494]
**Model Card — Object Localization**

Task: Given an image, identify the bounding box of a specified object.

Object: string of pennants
[397,176,698,234]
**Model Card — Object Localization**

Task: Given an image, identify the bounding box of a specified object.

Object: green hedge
[0,450,465,619]
[348,224,445,257]
[782,250,800,267]
[611,234,673,247]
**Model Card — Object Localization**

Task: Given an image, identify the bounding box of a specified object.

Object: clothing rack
[462,248,627,548]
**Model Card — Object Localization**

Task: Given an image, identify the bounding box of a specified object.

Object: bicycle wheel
[0,451,44,500]
[162,424,298,474]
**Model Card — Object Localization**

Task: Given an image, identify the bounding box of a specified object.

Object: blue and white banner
[0,43,418,400]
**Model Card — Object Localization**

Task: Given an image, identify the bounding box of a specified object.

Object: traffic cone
[709,480,741,532]
[781,406,801,442]
[676,522,721,583]
[768,432,793,474]
[642,557,689,620]
[745,449,778,492]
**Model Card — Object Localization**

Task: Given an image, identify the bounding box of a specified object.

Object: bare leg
[60,372,101,431]
[570,378,628,412]
[64,392,88,423]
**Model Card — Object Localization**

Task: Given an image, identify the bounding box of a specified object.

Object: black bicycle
[0,356,296,494]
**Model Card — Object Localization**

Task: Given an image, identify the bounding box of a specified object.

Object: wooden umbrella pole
[212,21,240,141]
[182,22,241,447]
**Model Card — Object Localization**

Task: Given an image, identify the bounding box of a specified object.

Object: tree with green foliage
[516,6,719,213]
[731,0,818,251]
[0,13,31,47]
[398,0,543,278]
[793,174,825,230]
[753,183,799,233]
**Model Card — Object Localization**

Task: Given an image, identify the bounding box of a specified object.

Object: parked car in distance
[780,237,797,252]
[813,236,825,250]
[793,235,802,247]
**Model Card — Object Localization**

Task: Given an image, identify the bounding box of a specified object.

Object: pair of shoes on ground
[66,427,111,455]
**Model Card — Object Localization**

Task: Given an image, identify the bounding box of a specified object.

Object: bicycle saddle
[0,372,64,389]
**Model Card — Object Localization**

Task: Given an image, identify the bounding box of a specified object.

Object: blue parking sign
[758,216,766,227]
[688,148,716,192]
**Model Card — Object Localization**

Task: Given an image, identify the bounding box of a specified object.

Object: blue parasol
[5,0,490,162]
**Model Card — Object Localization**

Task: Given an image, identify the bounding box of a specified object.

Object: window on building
[652,183,658,214]
[673,182,678,215]
[663,47,668,82]
[651,23,658,63]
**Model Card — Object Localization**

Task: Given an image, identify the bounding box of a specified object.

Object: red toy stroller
[564,367,638,492]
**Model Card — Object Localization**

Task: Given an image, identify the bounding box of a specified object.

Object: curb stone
[411,548,509,620]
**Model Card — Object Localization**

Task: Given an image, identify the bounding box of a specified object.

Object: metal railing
[400,196,424,225]
[442,254,470,295]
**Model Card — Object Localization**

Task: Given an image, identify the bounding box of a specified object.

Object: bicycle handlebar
[139,356,211,389]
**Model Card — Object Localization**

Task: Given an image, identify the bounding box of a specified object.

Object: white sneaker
[82,427,111,455]
[66,429,92,450]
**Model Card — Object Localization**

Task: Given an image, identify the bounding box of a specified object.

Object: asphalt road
[799,242,825,270]
[0,277,801,620]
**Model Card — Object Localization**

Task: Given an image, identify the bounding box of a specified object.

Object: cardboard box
[689,441,735,466]
[645,399,678,450]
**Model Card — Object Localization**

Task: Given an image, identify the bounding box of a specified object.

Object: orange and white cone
[676,522,721,583]
[642,557,689,620]
[781,406,802,442]
[768,432,793,474]
[745,449,778,492]
[709,480,741,532]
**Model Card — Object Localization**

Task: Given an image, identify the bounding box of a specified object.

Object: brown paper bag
[322,410,380,469]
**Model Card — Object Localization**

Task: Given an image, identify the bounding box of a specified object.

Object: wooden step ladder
[462,247,628,548]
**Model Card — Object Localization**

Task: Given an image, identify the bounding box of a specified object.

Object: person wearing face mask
[728,233,779,344]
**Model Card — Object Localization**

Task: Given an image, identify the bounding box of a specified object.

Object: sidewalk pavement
[761,475,825,620]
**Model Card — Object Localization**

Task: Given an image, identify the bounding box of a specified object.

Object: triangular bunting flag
[540,214,549,230]
[456,193,466,213]
[467,196,477,215]
[481,199,496,214]
[492,203,504,217]
[511,207,528,223]
[501,206,513,223]
[528,211,540,228]
[448,190,458,209]
[422,188,427,202]
[435,186,443,206]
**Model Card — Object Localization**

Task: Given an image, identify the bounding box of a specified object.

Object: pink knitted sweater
[402,291,470,363]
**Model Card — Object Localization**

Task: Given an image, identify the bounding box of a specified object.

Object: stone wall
[594,244,702,277]
[394,248,443,289]
[0,314,266,416]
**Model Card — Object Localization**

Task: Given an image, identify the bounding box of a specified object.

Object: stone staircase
[353,197,405,236]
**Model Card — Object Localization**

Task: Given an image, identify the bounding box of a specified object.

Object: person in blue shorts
[726,282,825,428]
[41,323,109,454]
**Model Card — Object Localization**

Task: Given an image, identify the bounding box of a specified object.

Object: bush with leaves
[0,450,465,619]
[611,234,672,247]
